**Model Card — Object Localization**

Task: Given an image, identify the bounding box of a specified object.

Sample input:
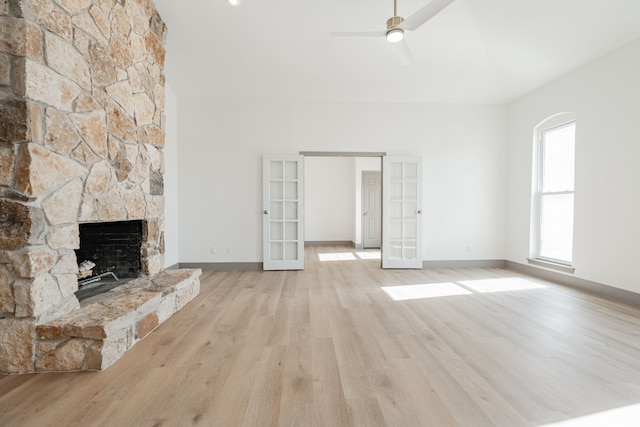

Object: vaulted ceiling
[153,0,640,104]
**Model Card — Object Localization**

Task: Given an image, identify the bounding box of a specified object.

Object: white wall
[163,83,179,268]
[507,37,640,293]
[304,157,354,242]
[177,100,507,263]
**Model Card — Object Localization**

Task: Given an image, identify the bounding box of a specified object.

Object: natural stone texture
[0,318,36,373]
[100,333,128,369]
[0,17,43,59]
[36,323,63,339]
[89,4,109,39]
[88,42,116,86]
[71,141,100,166]
[147,195,163,219]
[0,99,44,146]
[123,188,145,218]
[149,169,163,195]
[78,194,97,221]
[0,146,12,185]
[126,1,147,35]
[37,340,58,355]
[69,110,108,158]
[29,0,73,41]
[51,250,78,274]
[109,35,131,69]
[144,32,165,66]
[111,3,130,38]
[72,27,92,60]
[133,93,154,125]
[54,273,77,297]
[45,32,91,90]
[72,92,100,112]
[45,108,82,155]
[43,178,83,225]
[0,100,28,144]
[55,0,92,15]
[143,125,164,148]
[36,338,87,371]
[46,224,79,250]
[14,274,63,317]
[128,146,149,184]
[106,80,134,116]
[15,143,85,196]
[116,67,128,81]
[24,60,82,111]
[1,0,169,374]
[71,11,107,44]
[0,199,33,250]
[104,97,136,143]
[135,312,157,339]
[85,342,102,370]
[0,54,10,86]
[128,32,146,62]
[97,186,126,221]
[0,267,15,313]
[112,148,132,182]
[38,293,79,324]
[156,293,176,323]
[11,247,56,278]
[84,159,111,195]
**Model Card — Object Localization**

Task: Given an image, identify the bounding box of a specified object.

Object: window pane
[542,124,575,192]
[540,194,574,262]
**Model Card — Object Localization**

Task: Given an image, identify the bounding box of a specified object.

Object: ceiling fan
[331,0,455,65]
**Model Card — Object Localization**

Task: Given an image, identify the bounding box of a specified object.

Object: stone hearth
[0,0,200,374]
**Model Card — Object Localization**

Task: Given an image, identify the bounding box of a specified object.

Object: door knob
[264,210,269,215]
[417,210,422,214]
[363,212,367,216]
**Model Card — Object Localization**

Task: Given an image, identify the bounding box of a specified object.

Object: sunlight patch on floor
[318,251,381,261]
[355,251,381,260]
[538,403,640,427]
[318,252,357,261]
[382,283,473,301]
[459,277,547,293]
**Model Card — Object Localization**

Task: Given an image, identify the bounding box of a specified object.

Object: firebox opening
[75,220,144,301]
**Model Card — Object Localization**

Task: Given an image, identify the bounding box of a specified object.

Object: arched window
[531,113,576,266]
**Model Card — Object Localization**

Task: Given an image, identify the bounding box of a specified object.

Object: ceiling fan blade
[400,0,454,31]
[391,39,413,66]
[330,31,386,37]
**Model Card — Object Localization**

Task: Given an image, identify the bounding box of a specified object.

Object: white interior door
[263,155,304,270]
[362,171,382,249]
[382,156,423,269]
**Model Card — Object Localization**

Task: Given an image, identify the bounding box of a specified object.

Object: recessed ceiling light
[228,0,240,6]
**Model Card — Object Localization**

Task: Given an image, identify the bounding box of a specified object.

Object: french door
[262,155,304,270]
[382,156,423,268]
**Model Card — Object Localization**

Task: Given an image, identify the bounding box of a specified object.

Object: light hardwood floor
[2,245,640,426]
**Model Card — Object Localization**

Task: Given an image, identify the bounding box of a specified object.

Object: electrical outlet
[226,247,232,254]
[210,246,216,254]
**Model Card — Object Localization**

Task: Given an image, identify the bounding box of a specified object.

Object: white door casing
[362,171,382,249]
[382,156,423,269]
[263,155,304,270]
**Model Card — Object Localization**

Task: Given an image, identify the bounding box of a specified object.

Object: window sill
[527,258,575,274]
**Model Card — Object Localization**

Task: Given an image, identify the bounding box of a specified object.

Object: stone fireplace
[0,0,200,374]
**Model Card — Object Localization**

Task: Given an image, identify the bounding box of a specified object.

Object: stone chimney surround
[0,0,201,374]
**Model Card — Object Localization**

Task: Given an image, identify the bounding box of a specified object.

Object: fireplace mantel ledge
[33,269,202,373]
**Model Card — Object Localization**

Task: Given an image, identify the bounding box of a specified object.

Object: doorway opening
[302,152,383,266]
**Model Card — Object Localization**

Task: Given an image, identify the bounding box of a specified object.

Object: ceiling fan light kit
[332,0,455,65]
[386,17,405,43]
